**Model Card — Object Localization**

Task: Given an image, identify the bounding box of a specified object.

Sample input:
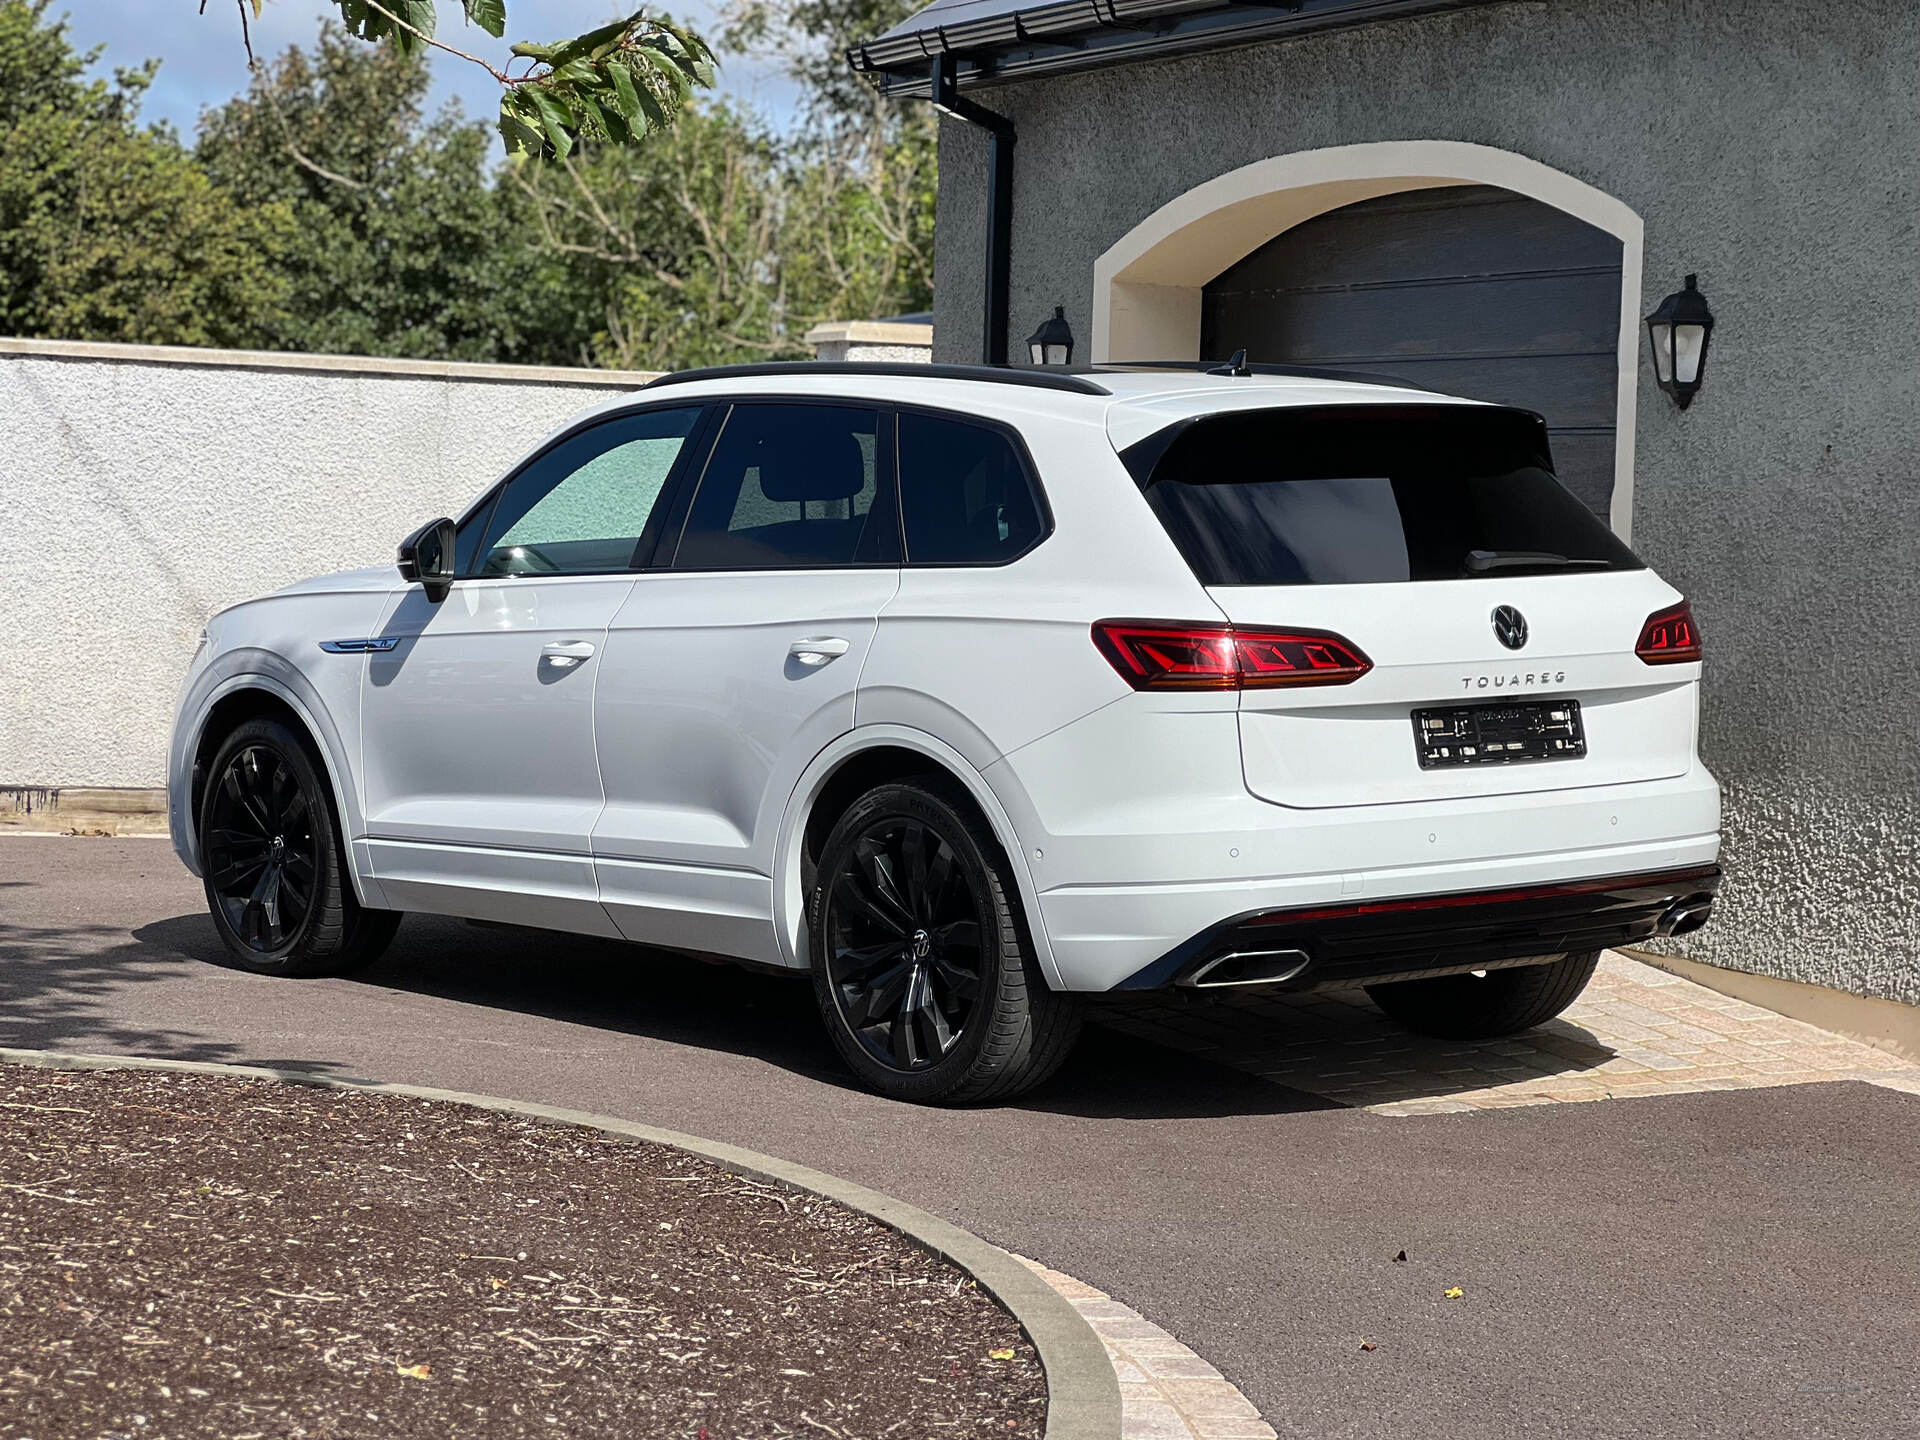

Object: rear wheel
[198,718,399,977]
[809,779,1084,1105]
[1365,951,1601,1040]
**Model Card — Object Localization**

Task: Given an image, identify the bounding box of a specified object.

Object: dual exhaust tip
[1185,892,1715,989]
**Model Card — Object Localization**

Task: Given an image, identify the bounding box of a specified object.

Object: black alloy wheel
[197,716,400,977]
[823,817,984,1071]
[809,779,1085,1105]
[205,744,319,953]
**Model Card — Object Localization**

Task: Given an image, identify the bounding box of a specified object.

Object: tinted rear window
[1124,405,1641,586]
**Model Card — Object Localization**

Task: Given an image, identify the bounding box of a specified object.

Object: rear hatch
[1120,402,1699,809]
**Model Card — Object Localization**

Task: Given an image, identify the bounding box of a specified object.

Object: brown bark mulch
[0,1064,1047,1439]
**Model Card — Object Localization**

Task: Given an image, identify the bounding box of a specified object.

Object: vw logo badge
[1492,605,1529,651]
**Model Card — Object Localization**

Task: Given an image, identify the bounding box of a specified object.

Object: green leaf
[607,62,643,123]
[496,96,546,157]
[509,40,556,59]
[546,18,629,69]
[629,73,669,132]
[462,0,506,39]
[527,87,576,158]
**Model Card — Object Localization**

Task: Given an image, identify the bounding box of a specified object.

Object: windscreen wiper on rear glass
[1464,549,1612,574]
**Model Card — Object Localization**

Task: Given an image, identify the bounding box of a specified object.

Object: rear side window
[673,404,892,570]
[898,412,1045,564]
[1124,405,1641,586]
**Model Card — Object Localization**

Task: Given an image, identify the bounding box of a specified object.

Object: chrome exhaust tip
[1184,948,1312,989]
[1658,895,1715,937]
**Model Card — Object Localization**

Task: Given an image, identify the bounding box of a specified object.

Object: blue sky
[60,1,804,141]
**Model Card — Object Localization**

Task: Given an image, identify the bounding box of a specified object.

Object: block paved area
[1017,1255,1275,1440]
[1096,951,1920,1115]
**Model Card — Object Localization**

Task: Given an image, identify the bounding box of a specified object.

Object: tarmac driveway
[3,837,1917,1440]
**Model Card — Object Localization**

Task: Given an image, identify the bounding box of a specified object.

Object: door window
[473,407,702,577]
[672,404,892,569]
[897,411,1046,564]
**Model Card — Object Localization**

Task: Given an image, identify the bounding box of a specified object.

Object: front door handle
[788,636,851,667]
[541,640,596,669]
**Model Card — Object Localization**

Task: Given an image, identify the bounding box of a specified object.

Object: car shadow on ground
[119,912,1341,1119]
[9,904,1621,1118]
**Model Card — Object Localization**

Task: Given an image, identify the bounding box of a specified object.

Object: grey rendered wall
[0,341,656,790]
[933,0,1920,1003]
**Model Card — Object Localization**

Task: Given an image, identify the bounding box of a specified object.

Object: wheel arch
[177,663,381,908]
[774,727,1061,989]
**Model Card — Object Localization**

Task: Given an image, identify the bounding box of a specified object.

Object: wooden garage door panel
[1200,183,1622,520]
[1209,270,1623,366]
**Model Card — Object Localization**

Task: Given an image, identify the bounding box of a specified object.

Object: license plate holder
[1413,699,1585,769]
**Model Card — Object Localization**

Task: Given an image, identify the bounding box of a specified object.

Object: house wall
[0,339,657,792]
[932,0,1920,1003]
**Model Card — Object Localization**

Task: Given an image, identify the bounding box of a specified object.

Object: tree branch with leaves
[222,1,715,157]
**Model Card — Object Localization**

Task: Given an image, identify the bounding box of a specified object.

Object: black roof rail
[643,360,1111,396]
[1097,359,1435,393]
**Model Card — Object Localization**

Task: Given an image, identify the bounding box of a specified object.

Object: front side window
[473,406,702,577]
[897,411,1046,565]
[673,404,890,570]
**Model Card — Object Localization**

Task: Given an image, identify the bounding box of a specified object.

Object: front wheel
[809,780,1084,1105]
[1366,951,1602,1040]
[198,717,400,978]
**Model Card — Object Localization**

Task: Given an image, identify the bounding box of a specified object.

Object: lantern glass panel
[1043,342,1069,365]
[1648,322,1673,383]
[1673,323,1707,384]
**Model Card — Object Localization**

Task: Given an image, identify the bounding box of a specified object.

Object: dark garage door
[1201,184,1623,518]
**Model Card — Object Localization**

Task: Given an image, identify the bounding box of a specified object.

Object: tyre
[809,779,1085,1105]
[198,717,400,977]
[1366,951,1602,1040]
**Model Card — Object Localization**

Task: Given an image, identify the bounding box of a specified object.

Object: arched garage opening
[1090,142,1645,536]
[1201,185,1623,519]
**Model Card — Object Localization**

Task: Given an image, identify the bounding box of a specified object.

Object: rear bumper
[1115,864,1721,992]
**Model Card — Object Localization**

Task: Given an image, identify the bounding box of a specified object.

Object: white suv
[169,363,1721,1103]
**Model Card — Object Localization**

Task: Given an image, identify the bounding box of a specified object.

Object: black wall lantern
[1645,274,1714,409]
[1027,306,1075,366]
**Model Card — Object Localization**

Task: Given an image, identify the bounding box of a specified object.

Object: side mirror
[397,517,457,603]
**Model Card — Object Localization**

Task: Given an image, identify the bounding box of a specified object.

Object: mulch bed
[0,1064,1046,1439]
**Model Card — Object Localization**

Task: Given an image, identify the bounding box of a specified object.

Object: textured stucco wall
[933,0,1920,1003]
[0,345,652,790]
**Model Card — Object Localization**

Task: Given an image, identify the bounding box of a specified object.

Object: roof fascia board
[852,0,1494,94]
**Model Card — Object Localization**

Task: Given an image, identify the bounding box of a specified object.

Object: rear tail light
[1635,600,1703,665]
[1092,621,1372,691]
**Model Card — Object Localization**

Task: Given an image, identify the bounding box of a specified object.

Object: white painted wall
[0,339,659,788]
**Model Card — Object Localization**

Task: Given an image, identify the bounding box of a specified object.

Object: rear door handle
[542,640,596,669]
[789,636,851,667]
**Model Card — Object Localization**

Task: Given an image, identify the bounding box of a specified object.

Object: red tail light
[1093,621,1372,691]
[1635,600,1703,665]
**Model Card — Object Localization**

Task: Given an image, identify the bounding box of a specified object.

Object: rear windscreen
[1122,405,1642,586]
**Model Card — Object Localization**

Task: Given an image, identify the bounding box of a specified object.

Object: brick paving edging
[1017,1256,1275,1440]
[1098,952,1920,1116]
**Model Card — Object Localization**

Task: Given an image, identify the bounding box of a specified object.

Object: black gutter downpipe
[927,53,1014,366]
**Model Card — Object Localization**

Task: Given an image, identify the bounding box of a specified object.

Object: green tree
[723,0,934,317]
[195,27,581,362]
[0,0,290,347]
[506,102,789,371]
